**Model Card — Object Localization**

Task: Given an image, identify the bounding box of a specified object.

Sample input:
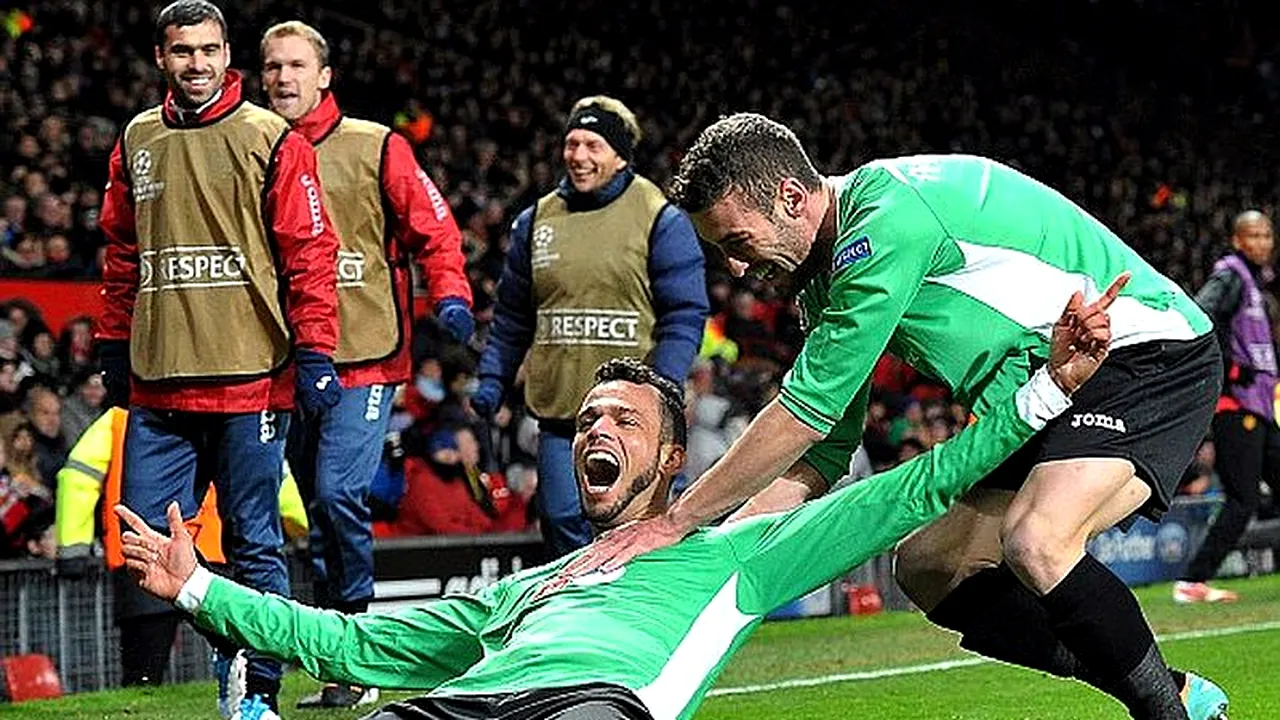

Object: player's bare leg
[897,488,1098,681]
[894,487,1011,611]
[1002,458,1185,719]
[897,469,1226,719]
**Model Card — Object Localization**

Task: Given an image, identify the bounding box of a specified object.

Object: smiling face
[563,128,626,194]
[691,183,819,282]
[573,379,682,528]
[154,19,228,107]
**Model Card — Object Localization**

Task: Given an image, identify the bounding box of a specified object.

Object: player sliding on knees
[119,287,1113,720]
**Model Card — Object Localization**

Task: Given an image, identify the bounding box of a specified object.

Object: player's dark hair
[594,357,687,448]
[668,112,823,215]
[154,0,227,48]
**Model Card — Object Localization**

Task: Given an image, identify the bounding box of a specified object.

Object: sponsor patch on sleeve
[832,235,873,274]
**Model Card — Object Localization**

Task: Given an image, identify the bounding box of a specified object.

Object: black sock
[1040,555,1187,719]
[246,675,281,712]
[928,565,1085,680]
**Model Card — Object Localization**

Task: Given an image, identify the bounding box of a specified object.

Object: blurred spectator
[685,359,743,480]
[0,439,56,560]
[2,420,42,494]
[61,369,105,442]
[377,425,529,536]
[897,438,926,463]
[57,315,96,381]
[1179,440,1218,497]
[24,329,60,382]
[722,287,776,363]
[0,357,21,415]
[25,385,67,491]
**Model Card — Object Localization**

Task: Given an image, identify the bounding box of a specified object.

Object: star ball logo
[130,149,166,202]
[531,223,559,270]
[532,223,555,250]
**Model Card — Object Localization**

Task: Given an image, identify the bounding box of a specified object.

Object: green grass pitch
[4,574,1277,719]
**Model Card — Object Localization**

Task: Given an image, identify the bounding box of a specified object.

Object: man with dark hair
[1175,210,1278,603]
[98,1,342,717]
[259,21,473,711]
[121,294,1111,720]
[572,113,1229,720]
[471,95,708,558]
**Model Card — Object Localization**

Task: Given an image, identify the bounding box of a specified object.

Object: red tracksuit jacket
[98,70,340,412]
[290,91,471,389]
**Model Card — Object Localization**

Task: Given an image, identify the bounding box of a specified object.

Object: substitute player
[98,2,341,716]
[569,114,1228,720]
[259,21,473,710]
[118,289,1121,720]
[1175,210,1278,603]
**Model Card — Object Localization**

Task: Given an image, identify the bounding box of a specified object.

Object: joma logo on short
[1070,413,1127,433]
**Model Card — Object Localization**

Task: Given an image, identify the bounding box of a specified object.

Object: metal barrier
[0,559,214,694]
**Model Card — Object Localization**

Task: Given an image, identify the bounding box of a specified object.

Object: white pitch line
[708,619,1280,698]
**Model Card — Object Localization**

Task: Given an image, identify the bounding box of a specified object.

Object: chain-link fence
[0,559,214,694]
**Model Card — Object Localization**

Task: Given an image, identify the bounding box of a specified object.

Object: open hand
[116,501,198,603]
[555,513,687,581]
[1048,272,1130,395]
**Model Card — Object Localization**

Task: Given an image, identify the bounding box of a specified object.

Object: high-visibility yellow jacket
[55,408,309,567]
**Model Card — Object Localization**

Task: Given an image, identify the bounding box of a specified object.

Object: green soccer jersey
[782,154,1212,482]
[183,369,1070,720]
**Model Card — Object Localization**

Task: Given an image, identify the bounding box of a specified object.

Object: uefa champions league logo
[130,149,166,202]
[533,224,555,250]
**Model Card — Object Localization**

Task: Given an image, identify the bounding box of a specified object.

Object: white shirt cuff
[175,566,215,614]
[1015,366,1073,431]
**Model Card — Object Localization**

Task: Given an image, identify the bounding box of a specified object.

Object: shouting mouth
[583,449,621,494]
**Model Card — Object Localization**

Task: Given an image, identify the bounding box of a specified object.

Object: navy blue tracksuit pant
[537,421,593,558]
[122,406,289,685]
[287,382,395,612]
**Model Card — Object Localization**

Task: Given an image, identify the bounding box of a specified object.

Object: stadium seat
[0,654,63,703]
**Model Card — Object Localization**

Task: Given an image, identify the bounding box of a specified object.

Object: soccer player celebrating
[569,114,1228,720]
[119,287,1111,720]
[259,20,473,711]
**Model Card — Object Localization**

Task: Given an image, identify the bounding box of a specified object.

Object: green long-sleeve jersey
[182,367,1070,720]
[784,154,1212,481]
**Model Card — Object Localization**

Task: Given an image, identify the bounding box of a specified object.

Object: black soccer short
[357,683,654,720]
[980,332,1222,521]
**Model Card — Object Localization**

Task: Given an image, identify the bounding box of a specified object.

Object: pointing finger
[1095,272,1131,311]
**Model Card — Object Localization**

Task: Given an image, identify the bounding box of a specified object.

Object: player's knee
[894,536,962,612]
[1000,515,1080,588]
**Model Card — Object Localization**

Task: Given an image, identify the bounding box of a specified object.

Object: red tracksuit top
[290,91,471,389]
[98,70,340,412]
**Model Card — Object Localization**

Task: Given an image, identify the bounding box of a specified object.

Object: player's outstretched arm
[730,273,1129,612]
[116,503,486,690]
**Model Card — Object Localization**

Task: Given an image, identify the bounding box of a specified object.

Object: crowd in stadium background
[1,0,1278,558]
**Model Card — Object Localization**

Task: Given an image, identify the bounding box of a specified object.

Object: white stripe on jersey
[635,573,758,720]
[927,240,1199,348]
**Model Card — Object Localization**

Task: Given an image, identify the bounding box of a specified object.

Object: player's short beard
[583,454,661,527]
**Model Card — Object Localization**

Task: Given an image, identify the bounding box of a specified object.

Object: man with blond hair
[471,96,708,557]
[260,19,473,711]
